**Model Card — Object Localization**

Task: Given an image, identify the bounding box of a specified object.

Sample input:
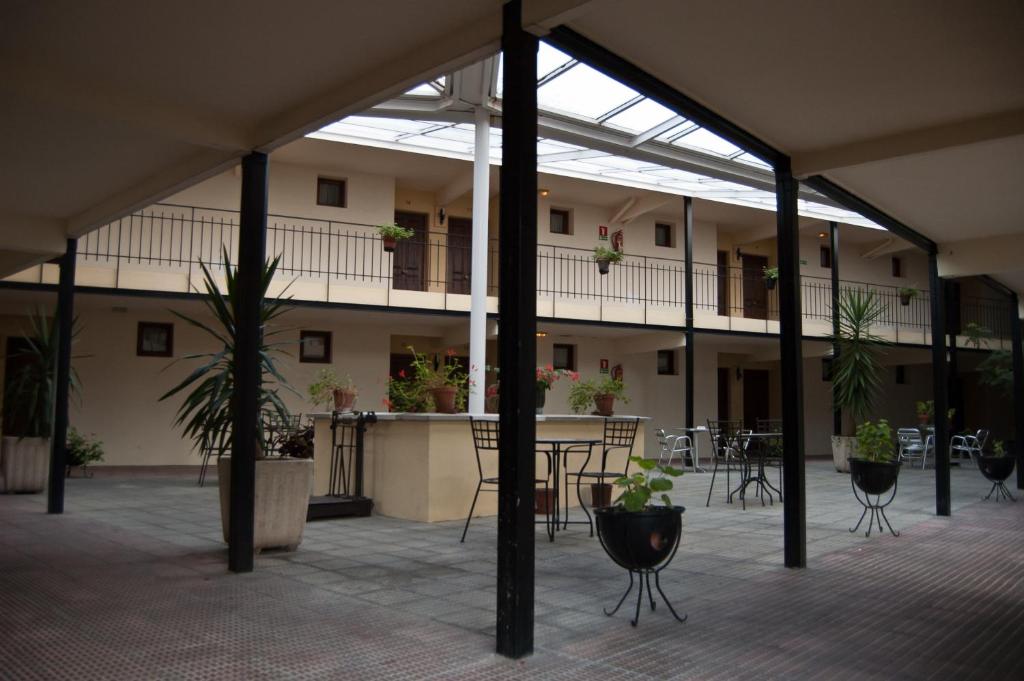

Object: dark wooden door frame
[393,211,428,292]
[741,254,769,320]
[447,216,473,295]
[742,368,771,430]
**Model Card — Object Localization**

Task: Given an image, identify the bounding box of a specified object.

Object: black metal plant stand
[983,480,1016,502]
[849,476,900,537]
[597,525,687,627]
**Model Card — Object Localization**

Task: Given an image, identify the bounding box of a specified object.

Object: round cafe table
[535,437,601,541]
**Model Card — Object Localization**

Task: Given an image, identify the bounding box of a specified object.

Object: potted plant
[568,376,629,416]
[1,308,81,494]
[829,290,889,473]
[898,286,919,306]
[161,252,312,553]
[389,346,467,414]
[593,245,624,275]
[376,223,414,252]
[976,440,1016,501]
[915,400,933,426]
[278,424,314,460]
[65,427,104,478]
[762,265,779,290]
[535,365,578,414]
[595,456,686,625]
[849,419,900,495]
[308,368,358,412]
[485,383,499,413]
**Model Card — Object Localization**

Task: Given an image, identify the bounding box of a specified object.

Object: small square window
[552,343,576,371]
[137,322,173,357]
[300,330,332,363]
[550,208,572,235]
[895,365,907,385]
[820,246,832,269]
[891,256,903,278]
[657,349,677,375]
[654,222,673,248]
[317,177,347,208]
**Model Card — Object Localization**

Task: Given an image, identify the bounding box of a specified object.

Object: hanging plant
[593,245,624,275]
[376,223,415,252]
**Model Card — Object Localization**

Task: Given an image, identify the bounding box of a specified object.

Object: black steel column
[829,222,841,437]
[47,238,77,514]
[1010,293,1023,489]
[775,165,805,568]
[229,151,268,573]
[928,251,950,516]
[683,196,694,430]
[496,0,537,660]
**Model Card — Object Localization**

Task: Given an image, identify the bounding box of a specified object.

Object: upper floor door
[741,254,768,320]
[393,211,427,292]
[447,217,472,295]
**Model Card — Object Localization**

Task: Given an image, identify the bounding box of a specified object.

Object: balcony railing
[56,203,1011,340]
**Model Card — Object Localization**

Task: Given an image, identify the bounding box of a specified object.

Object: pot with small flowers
[976,440,1016,502]
[535,365,579,414]
[595,456,686,626]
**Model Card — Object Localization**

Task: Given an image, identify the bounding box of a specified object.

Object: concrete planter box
[218,456,313,552]
[831,436,855,474]
[1,436,50,493]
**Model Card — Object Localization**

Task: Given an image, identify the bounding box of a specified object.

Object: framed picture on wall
[300,330,332,363]
[137,322,173,357]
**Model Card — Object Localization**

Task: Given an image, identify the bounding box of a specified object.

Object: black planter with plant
[595,455,686,626]
[977,440,1016,502]
[898,286,919,306]
[593,245,624,275]
[763,265,779,290]
[848,419,901,537]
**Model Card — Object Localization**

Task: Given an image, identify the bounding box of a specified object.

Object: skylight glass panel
[319,120,404,142]
[584,155,657,172]
[341,116,437,135]
[602,98,677,134]
[735,153,771,169]
[400,135,475,153]
[424,125,476,145]
[672,128,744,157]
[537,62,638,119]
[537,43,575,81]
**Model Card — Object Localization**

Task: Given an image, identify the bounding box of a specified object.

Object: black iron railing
[66,203,1012,339]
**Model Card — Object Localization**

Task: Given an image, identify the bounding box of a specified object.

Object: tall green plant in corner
[160,250,294,458]
[828,290,889,471]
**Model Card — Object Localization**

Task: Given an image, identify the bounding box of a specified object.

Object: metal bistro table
[730,431,783,510]
[536,437,601,542]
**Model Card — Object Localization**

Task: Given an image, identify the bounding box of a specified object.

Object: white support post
[468,106,491,413]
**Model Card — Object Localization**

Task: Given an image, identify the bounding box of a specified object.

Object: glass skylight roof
[313,42,881,229]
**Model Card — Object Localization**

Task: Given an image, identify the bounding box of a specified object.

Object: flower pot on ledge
[333,388,357,412]
[594,394,615,417]
[430,386,458,414]
[536,385,547,414]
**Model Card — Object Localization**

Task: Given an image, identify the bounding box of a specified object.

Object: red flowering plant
[537,364,579,392]
[386,346,468,412]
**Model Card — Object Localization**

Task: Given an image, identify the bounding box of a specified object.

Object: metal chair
[460,417,552,543]
[263,412,301,455]
[897,428,927,467]
[570,418,640,535]
[755,418,782,433]
[950,429,988,467]
[657,431,693,469]
[705,419,746,506]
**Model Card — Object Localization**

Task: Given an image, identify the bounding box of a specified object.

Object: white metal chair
[658,431,693,469]
[897,428,928,468]
[950,429,989,467]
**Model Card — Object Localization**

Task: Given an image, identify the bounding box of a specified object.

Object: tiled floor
[1,461,1021,679]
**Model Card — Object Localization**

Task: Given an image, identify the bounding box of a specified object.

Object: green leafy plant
[376,223,415,240]
[855,419,895,463]
[307,368,356,409]
[978,349,1012,396]
[4,307,82,438]
[762,266,779,281]
[915,400,933,421]
[612,456,684,511]
[160,251,295,457]
[593,245,624,263]
[992,440,1007,457]
[567,376,630,414]
[898,286,919,299]
[66,427,104,467]
[385,346,467,412]
[829,290,890,434]
[962,322,991,350]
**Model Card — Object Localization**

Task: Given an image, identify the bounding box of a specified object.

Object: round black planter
[765,278,777,290]
[597,259,611,275]
[848,458,900,496]
[595,506,684,571]
[977,456,1015,483]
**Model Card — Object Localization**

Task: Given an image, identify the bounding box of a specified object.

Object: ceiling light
[539,188,550,197]
[536,331,548,337]
[817,231,827,238]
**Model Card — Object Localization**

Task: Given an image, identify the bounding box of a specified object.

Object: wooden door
[393,211,427,292]
[741,254,768,319]
[742,369,770,430]
[447,217,472,295]
[717,367,730,420]
[716,250,730,315]
[3,338,34,437]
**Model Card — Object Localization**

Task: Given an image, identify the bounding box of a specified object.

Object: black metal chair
[460,417,552,543]
[263,412,301,455]
[569,417,640,536]
[756,418,783,500]
[705,418,746,506]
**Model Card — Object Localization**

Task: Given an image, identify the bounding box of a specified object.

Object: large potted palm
[1,309,79,493]
[161,252,312,552]
[829,290,889,473]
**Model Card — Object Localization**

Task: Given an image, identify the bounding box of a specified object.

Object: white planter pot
[831,436,856,474]
[218,456,314,552]
[1,436,50,493]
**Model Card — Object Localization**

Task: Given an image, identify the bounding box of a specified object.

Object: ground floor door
[717,367,730,420]
[742,369,770,430]
[446,217,472,295]
[741,254,768,319]
[393,211,427,291]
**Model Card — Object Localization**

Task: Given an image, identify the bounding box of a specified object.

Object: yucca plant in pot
[596,456,686,626]
[161,251,312,552]
[1,308,81,493]
[828,290,889,473]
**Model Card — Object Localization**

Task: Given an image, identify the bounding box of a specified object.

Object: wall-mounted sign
[599,358,609,373]
[611,229,624,252]
[598,224,608,241]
